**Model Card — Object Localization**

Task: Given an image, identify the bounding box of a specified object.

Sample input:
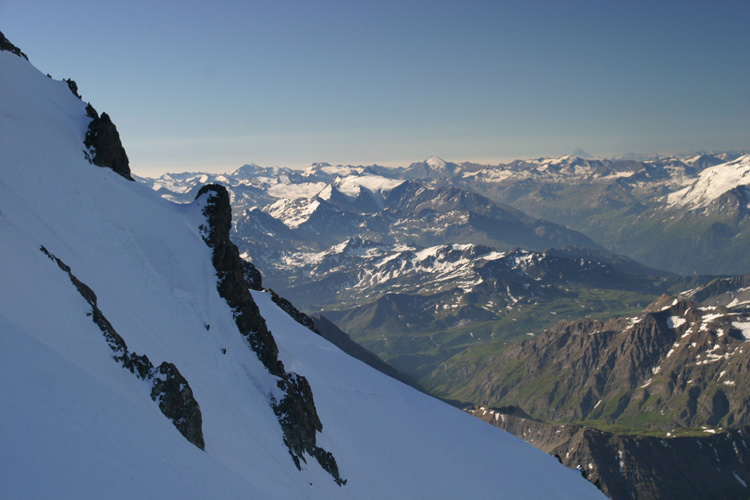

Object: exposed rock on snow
[196,183,344,485]
[0,30,27,60]
[268,288,320,334]
[39,245,205,449]
[197,184,283,375]
[84,106,133,181]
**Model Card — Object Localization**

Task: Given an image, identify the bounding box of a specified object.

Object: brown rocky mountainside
[444,293,750,430]
[454,277,750,499]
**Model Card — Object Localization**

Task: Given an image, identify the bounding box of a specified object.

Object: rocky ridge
[0,30,28,60]
[454,276,750,499]
[40,245,205,449]
[196,184,344,485]
[272,239,669,310]
[467,406,750,500]
[439,292,750,429]
[141,152,750,275]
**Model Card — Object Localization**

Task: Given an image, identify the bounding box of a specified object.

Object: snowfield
[667,154,750,209]
[0,46,604,499]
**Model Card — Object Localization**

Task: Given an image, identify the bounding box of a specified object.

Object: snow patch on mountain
[732,321,750,341]
[334,174,404,198]
[268,180,327,200]
[426,156,448,170]
[152,173,209,193]
[668,316,687,329]
[667,155,750,209]
[305,163,369,177]
[265,197,321,228]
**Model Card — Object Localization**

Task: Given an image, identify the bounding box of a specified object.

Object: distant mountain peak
[233,163,265,174]
[571,148,593,159]
[426,156,447,169]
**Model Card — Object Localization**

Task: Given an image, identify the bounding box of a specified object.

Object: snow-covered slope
[0,37,604,498]
[667,154,750,208]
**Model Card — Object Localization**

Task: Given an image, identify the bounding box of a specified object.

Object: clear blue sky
[3,0,749,175]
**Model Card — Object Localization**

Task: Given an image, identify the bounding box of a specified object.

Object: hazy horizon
[3,0,749,176]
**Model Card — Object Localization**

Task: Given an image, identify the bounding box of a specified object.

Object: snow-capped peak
[667,154,750,209]
[334,174,403,196]
[426,155,448,170]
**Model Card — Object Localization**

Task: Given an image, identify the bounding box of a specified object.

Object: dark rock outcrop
[269,289,320,334]
[271,373,344,484]
[242,259,263,291]
[151,362,205,449]
[84,106,134,181]
[0,31,28,60]
[64,78,82,99]
[40,246,205,449]
[197,184,283,376]
[196,184,345,485]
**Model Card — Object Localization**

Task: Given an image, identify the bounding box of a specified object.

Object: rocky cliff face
[196,184,344,485]
[84,105,133,181]
[468,406,750,500]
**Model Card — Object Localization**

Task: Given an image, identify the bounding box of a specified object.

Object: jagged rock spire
[84,105,134,181]
[0,30,28,60]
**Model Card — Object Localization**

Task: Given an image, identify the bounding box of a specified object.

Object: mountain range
[142,150,750,392]
[144,151,750,277]
[139,135,750,498]
[430,153,750,275]
[0,31,604,499]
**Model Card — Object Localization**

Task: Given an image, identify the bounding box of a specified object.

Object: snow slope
[0,45,604,498]
[667,154,750,208]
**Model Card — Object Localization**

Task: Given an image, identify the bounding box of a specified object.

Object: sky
[2,0,749,176]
